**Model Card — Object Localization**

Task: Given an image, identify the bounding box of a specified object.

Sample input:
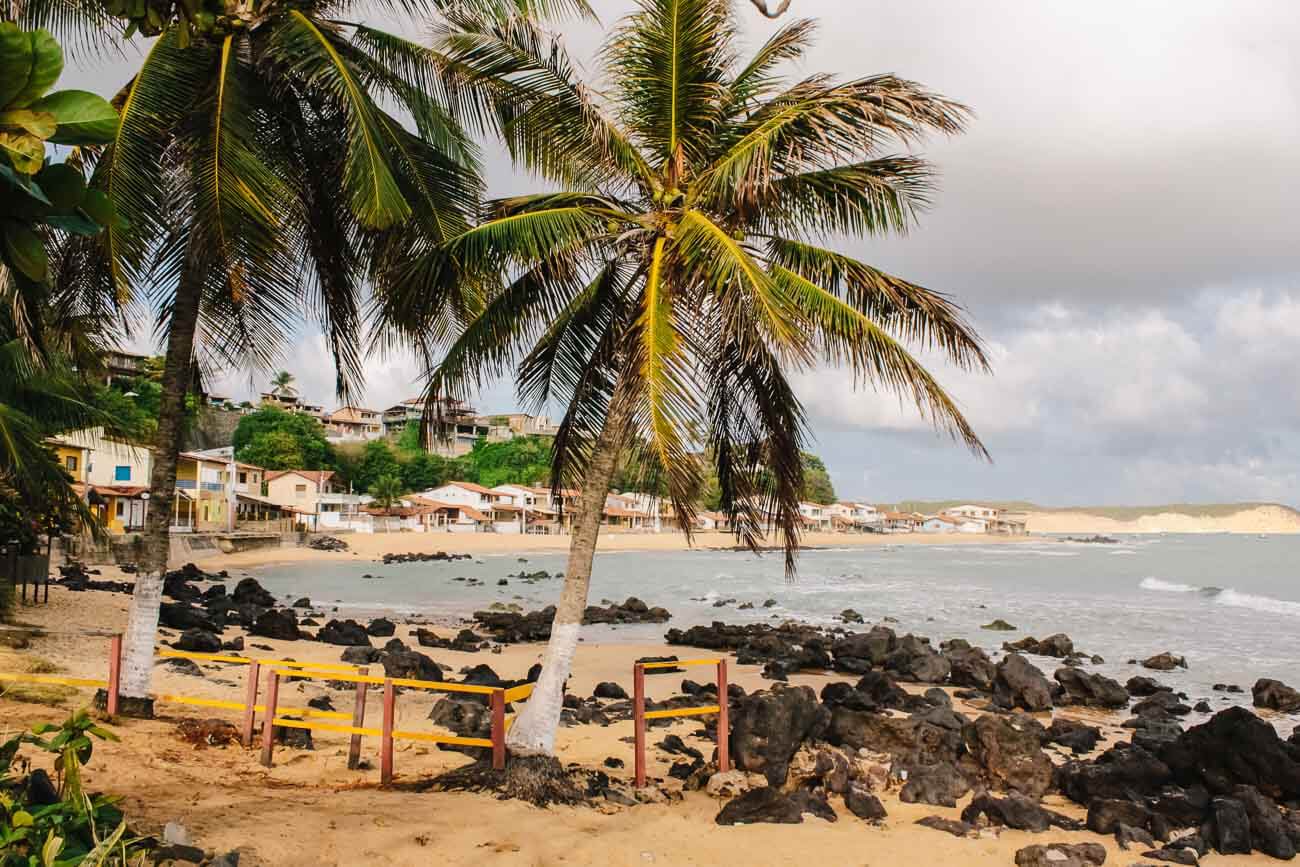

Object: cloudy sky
[64,1,1300,506]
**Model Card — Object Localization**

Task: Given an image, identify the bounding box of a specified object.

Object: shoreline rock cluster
[380,551,472,564]
[473,598,671,643]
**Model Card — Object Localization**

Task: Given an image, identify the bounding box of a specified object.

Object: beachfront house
[263,469,349,530]
[937,504,1029,536]
[920,515,961,534]
[989,514,1030,536]
[825,502,883,530]
[882,512,920,533]
[696,511,732,532]
[418,481,512,511]
[602,494,647,532]
[798,502,833,531]
[50,428,153,533]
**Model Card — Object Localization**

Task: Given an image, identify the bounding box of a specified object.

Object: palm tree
[68,1,581,711]
[368,473,404,511]
[407,1,990,761]
[268,370,297,397]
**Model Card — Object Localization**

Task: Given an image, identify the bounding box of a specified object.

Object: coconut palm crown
[411,0,991,569]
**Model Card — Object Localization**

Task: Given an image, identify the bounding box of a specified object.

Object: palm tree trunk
[118,266,203,707]
[505,409,625,756]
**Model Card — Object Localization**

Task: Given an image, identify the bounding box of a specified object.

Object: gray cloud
[71,1,1300,505]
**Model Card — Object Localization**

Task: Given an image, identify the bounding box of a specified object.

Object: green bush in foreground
[0,710,144,865]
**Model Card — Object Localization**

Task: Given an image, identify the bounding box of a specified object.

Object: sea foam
[1140,577,1300,617]
[1140,577,1198,593]
[1215,589,1300,617]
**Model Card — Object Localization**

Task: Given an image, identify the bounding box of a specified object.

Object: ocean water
[253,534,1300,726]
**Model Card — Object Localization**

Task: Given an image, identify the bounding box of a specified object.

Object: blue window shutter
[115,465,131,482]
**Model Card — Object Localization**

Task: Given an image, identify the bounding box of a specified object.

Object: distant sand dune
[1024,504,1300,534]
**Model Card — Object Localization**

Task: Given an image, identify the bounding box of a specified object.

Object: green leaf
[11,810,34,827]
[10,30,63,108]
[31,90,118,145]
[0,109,57,138]
[2,220,49,281]
[78,188,113,225]
[33,162,84,211]
[0,23,34,108]
[0,161,52,204]
[0,130,45,173]
[44,213,100,235]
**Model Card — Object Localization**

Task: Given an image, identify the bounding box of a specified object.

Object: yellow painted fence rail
[0,629,534,783]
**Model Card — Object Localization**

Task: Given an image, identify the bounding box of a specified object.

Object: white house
[798,502,833,531]
[943,504,1002,521]
[920,515,962,534]
[826,502,882,530]
[418,481,512,511]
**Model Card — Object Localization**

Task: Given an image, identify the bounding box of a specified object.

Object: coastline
[200,528,1037,570]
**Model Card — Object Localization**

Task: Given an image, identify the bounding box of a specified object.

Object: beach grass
[0,650,75,706]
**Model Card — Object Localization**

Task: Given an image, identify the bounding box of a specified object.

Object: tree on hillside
[800,453,836,504]
[400,452,453,492]
[413,0,989,765]
[268,370,296,397]
[467,436,552,488]
[232,408,333,470]
[350,440,403,493]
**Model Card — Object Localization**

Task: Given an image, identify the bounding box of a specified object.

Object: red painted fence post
[259,668,280,767]
[716,659,730,773]
[380,679,395,785]
[241,660,261,748]
[105,635,121,717]
[491,688,506,771]
[348,667,369,771]
[633,663,647,788]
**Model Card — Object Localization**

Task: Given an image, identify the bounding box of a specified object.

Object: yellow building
[46,439,89,483]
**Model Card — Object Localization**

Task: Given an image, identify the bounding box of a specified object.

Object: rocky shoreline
[47,558,1300,862]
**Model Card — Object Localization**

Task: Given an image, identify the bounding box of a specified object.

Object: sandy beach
[203,529,1034,572]
[0,576,1288,866]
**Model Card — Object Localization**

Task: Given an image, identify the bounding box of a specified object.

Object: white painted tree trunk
[506,410,624,756]
[119,570,162,697]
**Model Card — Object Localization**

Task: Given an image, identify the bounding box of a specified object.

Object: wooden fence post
[490,689,506,771]
[633,663,646,788]
[259,669,280,767]
[348,667,369,770]
[380,679,395,785]
[241,660,261,749]
[716,659,730,773]
[105,634,121,717]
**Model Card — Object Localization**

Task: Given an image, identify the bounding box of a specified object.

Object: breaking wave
[1140,577,1300,616]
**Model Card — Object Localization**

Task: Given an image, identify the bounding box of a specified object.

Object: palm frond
[605,0,733,172]
[767,237,989,371]
[675,209,807,355]
[698,74,970,204]
[743,156,933,237]
[433,11,651,189]
[270,11,411,229]
[772,264,987,457]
